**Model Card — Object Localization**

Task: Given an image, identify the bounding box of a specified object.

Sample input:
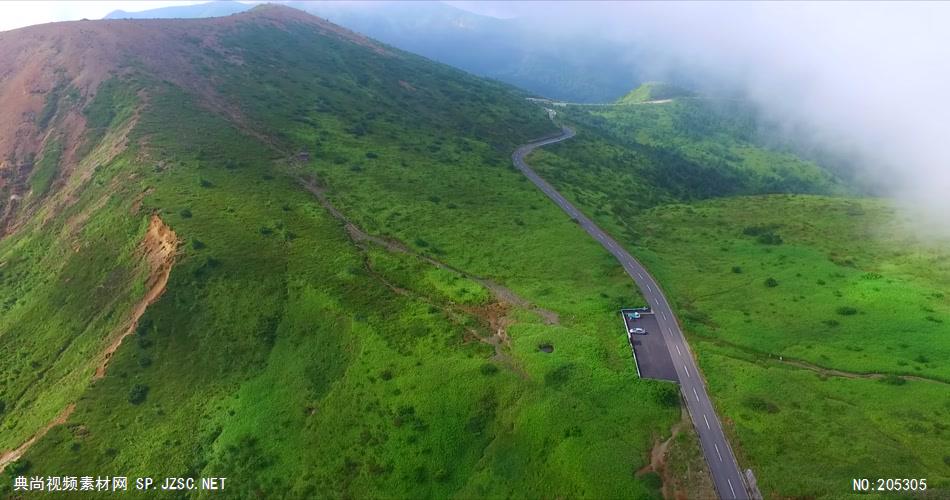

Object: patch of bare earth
[0,404,75,472]
[95,214,178,378]
[299,176,551,378]
[460,302,532,378]
[1,5,387,237]
[300,177,559,326]
[637,408,716,499]
[0,214,177,471]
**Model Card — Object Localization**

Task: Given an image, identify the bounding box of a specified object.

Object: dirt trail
[636,408,715,499]
[0,404,76,472]
[95,215,178,378]
[702,335,950,385]
[637,409,689,497]
[300,177,559,325]
[300,177,547,379]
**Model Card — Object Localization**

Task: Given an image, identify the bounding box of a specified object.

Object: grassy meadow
[529,99,950,497]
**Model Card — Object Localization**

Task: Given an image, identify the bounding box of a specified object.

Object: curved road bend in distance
[512,126,750,500]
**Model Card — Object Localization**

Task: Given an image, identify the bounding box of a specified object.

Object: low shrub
[880,375,906,386]
[743,395,779,413]
[836,306,858,316]
[128,384,149,405]
[479,363,498,376]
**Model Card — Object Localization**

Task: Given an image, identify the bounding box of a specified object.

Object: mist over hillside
[482,1,950,236]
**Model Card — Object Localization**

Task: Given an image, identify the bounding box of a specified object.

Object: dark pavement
[620,310,678,381]
[513,126,750,500]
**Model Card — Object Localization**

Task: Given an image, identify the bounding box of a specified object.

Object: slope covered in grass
[526,102,950,496]
[530,98,849,238]
[638,196,950,496]
[0,6,695,498]
[617,82,693,104]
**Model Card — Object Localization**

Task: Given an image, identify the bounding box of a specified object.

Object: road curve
[513,126,750,500]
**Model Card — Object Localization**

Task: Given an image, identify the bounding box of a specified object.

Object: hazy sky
[0,1,507,31]
[3,1,949,232]
[0,1,215,31]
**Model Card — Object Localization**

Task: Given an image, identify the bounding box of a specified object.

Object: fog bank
[499,1,950,234]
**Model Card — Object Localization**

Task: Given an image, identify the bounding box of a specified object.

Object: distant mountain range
[104,1,251,20]
[104,1,645,102]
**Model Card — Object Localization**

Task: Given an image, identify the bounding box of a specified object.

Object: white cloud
[479,1,950,234]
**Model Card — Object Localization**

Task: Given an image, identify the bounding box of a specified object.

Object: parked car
[632,328,647,335]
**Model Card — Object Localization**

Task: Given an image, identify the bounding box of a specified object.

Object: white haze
[497,1,950,235]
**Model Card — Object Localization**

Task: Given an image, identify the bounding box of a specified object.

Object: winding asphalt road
[513,126,750,500]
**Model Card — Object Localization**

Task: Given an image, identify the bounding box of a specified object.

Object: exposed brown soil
[636,410,686,488]
[300,177,560,326]
[0,214,177,472]
[0,404,75,472]
[637,408,716,499]
[460,302,531,379]
[305,180,560,324]
[94,214,178,378]
[299,176,549,379]
[0,5,389,237]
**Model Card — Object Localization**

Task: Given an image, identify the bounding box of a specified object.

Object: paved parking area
[620,309,678,382]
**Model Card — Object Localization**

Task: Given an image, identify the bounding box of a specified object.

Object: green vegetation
[529,99,849,248]
[28,139,63,198]
[82,76,139,149]
[0,10,687,498]
[526,97,950,495]
[9,8,945,498]
[617,82,693,104]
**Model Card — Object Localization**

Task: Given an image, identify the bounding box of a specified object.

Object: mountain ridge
[0,4,393,236]
[95,1,650,103]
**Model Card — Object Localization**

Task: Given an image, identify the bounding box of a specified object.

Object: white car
[630,328,647,335]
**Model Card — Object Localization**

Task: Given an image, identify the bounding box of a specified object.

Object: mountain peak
[0,4,392,232]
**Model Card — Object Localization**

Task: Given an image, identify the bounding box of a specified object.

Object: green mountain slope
[0,6,693,498]
[527,101,950,495]
[529,98,850,245]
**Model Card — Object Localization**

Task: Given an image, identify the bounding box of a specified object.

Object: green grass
[634,196,950,382]
[528,99,849,249]
[616,82,693,104]
[28,140,62,198]
[521,101,950,496]
[631,197,950,496]
[1,12,690,498]
[0,153,148,453]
